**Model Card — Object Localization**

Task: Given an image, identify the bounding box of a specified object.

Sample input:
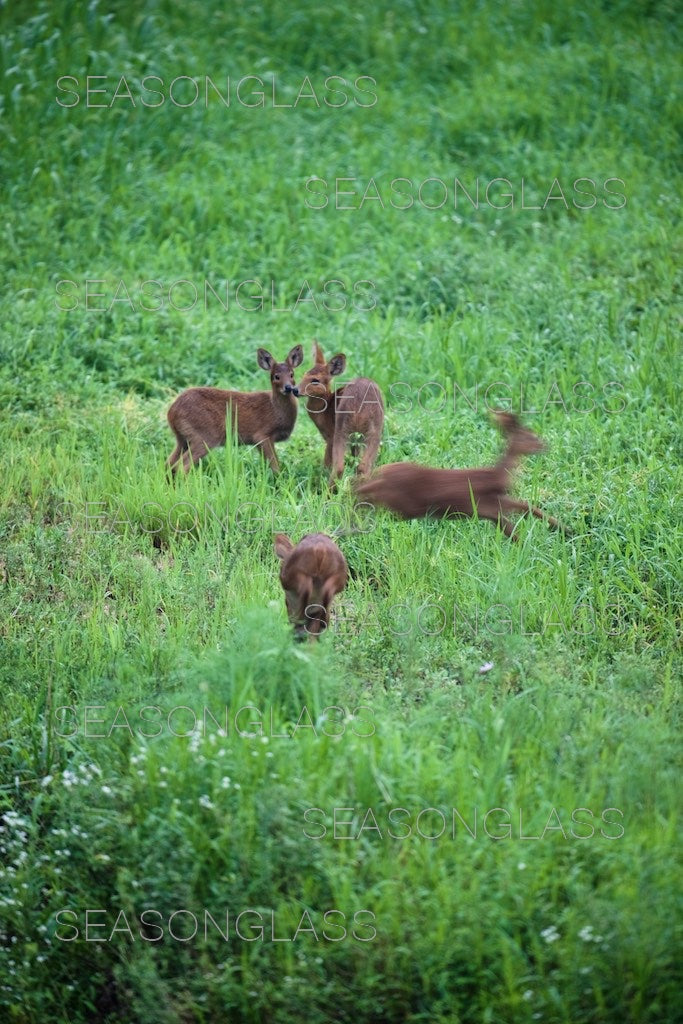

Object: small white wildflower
[260,736,269,744]
[522,990,533,1001]
[199,795,214,809]
[541,926,560,943]
[41,775,53,788]
[101,786,113,796]
[518,862,526,870]
[579,925,594,942]
[221,777,231,789]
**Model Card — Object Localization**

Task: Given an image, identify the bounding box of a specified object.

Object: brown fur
[298,341,384,486]
[356,411,566,540]
[274,532,349,639]
[167,345,303,475]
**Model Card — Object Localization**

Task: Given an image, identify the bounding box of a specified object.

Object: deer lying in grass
[299,341,384,487]
[166,345,303,475]
[356,411,566,540]
[274,532,348,639]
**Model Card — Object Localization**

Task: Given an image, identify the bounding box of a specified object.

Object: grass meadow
[0,1,681,1021]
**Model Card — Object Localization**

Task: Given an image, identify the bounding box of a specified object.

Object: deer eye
[274,374,280,381]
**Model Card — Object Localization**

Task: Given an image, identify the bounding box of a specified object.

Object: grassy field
[0,1,681,1021]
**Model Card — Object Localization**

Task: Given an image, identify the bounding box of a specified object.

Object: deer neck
[271,388,297,423]
[305,388,335,417]
[495,448,521,484]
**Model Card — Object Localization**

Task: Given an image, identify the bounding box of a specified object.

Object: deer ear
[274,534,293,560]
[257,348,274,371]
[313,340,325,365]
[287,344,304,368]
[328,353,346,377]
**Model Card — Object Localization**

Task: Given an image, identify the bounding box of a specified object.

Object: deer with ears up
[273,532,349,640]
[166,345,303,475]
[356,411,567,540]
[299,341,384,487]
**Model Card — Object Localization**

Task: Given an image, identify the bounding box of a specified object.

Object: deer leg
[323,441,333,469]
[357,428,381,477]
[329,429,349,486]
[166,440,186,478]
[167,433,190,476]
[500,497,564,532]
[167,443,182,469]
[497,515,519,541]
[476,497,519,541]
[258,437,280,474]
[181,436,209,473]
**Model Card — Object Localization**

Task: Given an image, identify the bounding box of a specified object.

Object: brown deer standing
[356,411,565,540]
[273,532,349,639]
[166,345,303,475]
[299,341,384,487]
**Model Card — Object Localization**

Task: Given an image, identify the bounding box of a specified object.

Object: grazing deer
[299,341,384,486]
[356,411,565,540]
[273,532,349,639]
[166,345,303,475]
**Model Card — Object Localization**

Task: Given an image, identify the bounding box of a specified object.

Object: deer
[355,411,566,541]
[273,532,349,639]
[298,341,384,488]
[166,345,303,475]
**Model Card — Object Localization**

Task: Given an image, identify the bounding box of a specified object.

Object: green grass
[0,1,681,1022]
